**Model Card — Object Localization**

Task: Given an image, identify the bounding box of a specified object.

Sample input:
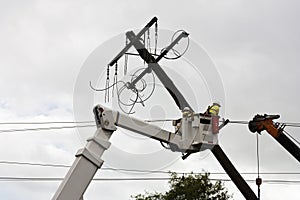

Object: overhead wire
[0,119,299,126]
[89,80,126,92]
[283,130,300,146]
[225,120,300,127]
[0,161,71,168]
[0,161,299,185]
[0,118,298,168]
[256,133,262,199]
[227,120,249,125]
[0,160,300,176]
[0,121,94,125]
[0,176,299,185]
[226,119,300,145]
[0,124,95,133]
[285,124,300,128]
[0,118,299,143]
[257,134,260,178]
[0,118,299,152]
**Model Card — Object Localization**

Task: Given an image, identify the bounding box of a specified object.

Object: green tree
[131,172,232,200]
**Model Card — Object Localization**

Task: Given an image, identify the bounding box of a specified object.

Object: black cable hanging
[147,28,151,53]
[161,30,190,60]
[112,62,118,97]
[143,33,146,65]
[124,38,129,75]
[105,64,110,103]
[154,21,158,55]
[256,133,262,200]
[146,28,151,63]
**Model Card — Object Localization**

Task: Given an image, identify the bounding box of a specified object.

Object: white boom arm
[52,105,218,200]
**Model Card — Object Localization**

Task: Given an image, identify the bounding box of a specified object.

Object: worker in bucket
[205,102,221,116]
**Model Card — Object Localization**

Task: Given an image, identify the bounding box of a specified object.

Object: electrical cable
[257,134,260,178]
[0,119,300,134]
[0,176,299,184]
[0,161,300,185]
[0,119,299,126]
[0,118,299,134]
[145,119,174,122]
[112,62,119,97]
[162,30,190,60]
[128,90,140,114]
[124,38,129,75]
[0,161,71,168]
[89,80,126,92]
[283,130,300,146]
[160,141,170,150]
[1,160,300,176]
[227,120,249,124]
[227,120,300,128]
[285,124,300,128]
[128,67,156,104]
[115,67,156,114]
[90,66,156,115]
[0,121,94,125]
[154,21,158,55]
[256,133,262,200]
[147,118,300,127]
[0,125,95,133]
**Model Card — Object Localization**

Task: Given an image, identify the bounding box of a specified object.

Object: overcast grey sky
[0,0,299,199]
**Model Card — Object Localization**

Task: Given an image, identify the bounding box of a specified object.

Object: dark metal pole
[276,133,300,162]
[211,145,258,200]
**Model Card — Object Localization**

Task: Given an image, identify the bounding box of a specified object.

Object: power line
[0,161,70,168]
[285,124,300,128]
[0,119,299,130]
[0,118,300,124]
[0,121,94,125]
[0,125,95,133]
[228,120,300,128]
[0,119,299,125]
[0,160,300,176]
[0,122,298,134]
[283,130,300,146]
[256,133,261,199]
[145,119,175,122]
[227,120,249,124]
[0,176,299,185]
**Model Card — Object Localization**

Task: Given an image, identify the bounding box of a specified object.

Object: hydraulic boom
[249,114,300,162]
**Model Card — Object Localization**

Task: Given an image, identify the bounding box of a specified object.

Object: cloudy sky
[0,0,300,199]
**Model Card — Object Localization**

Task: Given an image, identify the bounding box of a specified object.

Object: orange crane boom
[249,114,300,163]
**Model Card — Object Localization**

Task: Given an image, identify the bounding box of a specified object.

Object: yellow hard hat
[213,102,221,107]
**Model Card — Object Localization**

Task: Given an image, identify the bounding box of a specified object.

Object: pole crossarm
[108,17,158,67]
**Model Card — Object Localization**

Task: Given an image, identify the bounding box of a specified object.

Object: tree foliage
[131,172,232,200]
